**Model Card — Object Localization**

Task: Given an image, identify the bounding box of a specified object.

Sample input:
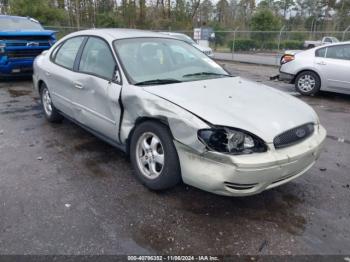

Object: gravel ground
[0,62,349,256]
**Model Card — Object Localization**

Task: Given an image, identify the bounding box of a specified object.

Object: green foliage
[96,12,123,27]
[262,40,278,50]
[212,23,228,46]
[250,9,281,31]
[227,39,256,51]
[1,0,349,36]
[227,38,303,51]
[8,0,67,25]
[250,8,281,44]
[280,40,304,49]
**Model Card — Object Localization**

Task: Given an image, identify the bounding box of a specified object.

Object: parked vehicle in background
[0,15,56,77]
[304,36,339,49]
[160,32,214,57]
[279,42,350,95]
[33,29,326,197]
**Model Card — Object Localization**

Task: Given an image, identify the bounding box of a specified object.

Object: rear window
[315,48,326,58]
[0,17,43,31]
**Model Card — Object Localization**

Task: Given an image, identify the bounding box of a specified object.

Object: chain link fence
[44,26,350,66]
[44,26,90,39]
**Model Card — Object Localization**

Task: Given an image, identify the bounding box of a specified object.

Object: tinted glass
[55,37,84,69]
[315,47,326,58]
[79,37,116,80]
[0,17,43,30]
[326,45,350,60]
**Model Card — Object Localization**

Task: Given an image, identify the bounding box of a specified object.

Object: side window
[326,45,350,61]
[315,47,326,58]
[51,43,62,60]
[79,37,116,80]
[54,37,84,69]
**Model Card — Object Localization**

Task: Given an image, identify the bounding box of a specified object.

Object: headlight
[198,127,267,155]
[0,42,6,54]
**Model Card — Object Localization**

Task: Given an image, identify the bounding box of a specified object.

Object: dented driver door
[70,36,122,142]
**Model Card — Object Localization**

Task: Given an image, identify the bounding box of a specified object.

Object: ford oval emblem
[295,128,306,138]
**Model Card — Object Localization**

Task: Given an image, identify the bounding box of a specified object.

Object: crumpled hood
[144,77,318,143]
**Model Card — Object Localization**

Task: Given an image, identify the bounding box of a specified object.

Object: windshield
[175,34,196,44]
[113,38,229,85]
[0,17,43,31]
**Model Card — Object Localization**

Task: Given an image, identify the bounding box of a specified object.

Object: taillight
[280,54,294,65]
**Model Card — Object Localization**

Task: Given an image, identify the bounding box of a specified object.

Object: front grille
[6,41,50,47]
[274,123,314,149]
[0,36,51,41]
[7,49,44,59]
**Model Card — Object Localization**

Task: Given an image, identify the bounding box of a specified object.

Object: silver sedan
[33,29,326,196]
[279,41,350,95]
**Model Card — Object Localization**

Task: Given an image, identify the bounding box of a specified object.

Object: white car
[160,32,214,57]
[304,36,339,49]
[33,29,326,196]
[279,41,350,95]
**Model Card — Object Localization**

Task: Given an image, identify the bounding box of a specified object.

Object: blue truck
[0,15,56,77]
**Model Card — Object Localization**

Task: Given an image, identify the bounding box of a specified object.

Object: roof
[69,28,177,41]
[0,15,32,20]
[160,32,185,36]
[315,41,350,48]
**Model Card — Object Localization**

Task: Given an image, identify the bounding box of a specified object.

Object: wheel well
[125,117,170,156]
[293,69,321,85]
[38,80,45,94]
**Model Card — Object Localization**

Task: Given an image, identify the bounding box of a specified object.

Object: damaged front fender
[119,84,209,153]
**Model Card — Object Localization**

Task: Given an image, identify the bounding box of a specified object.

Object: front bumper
[0,58,34,77]
[175,124,326,196]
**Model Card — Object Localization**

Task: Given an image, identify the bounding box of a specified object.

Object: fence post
[276,26,285,65]
[231,27,239,60]
[342,25,350,41]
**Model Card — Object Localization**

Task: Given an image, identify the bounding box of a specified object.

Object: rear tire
[295,71,321,96]
[40,83,63,123]
[130,121,181,190]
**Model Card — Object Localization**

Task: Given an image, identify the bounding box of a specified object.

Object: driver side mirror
[112,65,121,83]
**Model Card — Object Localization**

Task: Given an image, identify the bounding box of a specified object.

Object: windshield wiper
[183,72,231,78]
[134,79,182,86]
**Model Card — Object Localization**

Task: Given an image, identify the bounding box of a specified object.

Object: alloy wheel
[135,132,165,179]
[297,74,316,92]
[42,88,53,116]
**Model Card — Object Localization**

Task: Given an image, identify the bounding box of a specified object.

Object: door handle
[73,82,84,89]
[316,61,326,65]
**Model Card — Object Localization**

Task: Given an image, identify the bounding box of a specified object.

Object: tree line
[0,0,349,32]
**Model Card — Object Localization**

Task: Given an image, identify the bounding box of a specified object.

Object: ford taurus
[33,29,326,196]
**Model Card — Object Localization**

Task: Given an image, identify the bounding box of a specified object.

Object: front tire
[40,83,63,122]
[130,121,181,190]
[295,71,321,96]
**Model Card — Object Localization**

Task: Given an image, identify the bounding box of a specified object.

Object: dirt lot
[0,62,349,255]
